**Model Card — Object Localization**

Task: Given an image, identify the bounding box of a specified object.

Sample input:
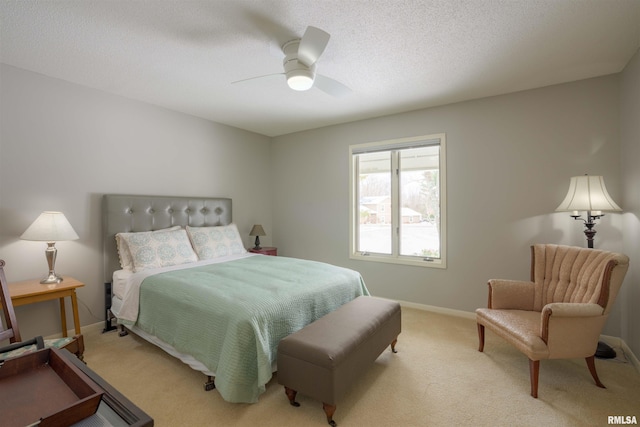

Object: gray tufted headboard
[102,194,232,284]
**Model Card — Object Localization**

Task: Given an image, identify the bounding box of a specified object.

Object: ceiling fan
[232,26,352,97]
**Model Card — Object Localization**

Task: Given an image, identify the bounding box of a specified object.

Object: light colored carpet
[82,307,640,426]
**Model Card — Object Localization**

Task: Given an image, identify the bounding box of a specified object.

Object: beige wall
[0,64,273,340]
[271,74,626,337]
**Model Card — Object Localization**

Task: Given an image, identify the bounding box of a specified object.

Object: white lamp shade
[556,175,622,212]
[20,211,79,242]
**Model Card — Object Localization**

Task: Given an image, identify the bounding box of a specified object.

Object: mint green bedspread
[134,255,369,403]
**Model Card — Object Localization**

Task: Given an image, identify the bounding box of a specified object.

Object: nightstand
[9,276,84,337]
[248,246,277,256]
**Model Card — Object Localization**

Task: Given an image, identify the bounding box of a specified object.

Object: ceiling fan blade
[298,26,330,67]
[231,73,285,85]
[314,74,352,97]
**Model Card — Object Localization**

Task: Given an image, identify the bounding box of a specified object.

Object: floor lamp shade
[20,211,79,284]
[556,175,622,213]
[555,175,621,250]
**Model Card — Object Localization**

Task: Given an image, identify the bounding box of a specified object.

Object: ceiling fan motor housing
[283,40,316,91]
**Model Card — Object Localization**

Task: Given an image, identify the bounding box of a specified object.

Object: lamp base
[41,242,63,284]
[595,341,616,359]
[40,273,63,284]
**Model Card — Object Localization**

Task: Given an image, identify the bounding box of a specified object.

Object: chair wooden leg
[477,324,485,352]
[585,356,606,389]
[529,359,539,398]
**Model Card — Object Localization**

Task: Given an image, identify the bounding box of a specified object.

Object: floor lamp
[556,174,622,358]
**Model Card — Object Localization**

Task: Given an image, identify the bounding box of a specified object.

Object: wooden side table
[248,246,278,256]
[9,276,84,337]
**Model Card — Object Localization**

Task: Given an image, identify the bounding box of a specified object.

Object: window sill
[350,253,446,269]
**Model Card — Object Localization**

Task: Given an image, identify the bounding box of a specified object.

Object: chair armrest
[542,303,604,318]
[540,303,606,355]
[487,279,535,310]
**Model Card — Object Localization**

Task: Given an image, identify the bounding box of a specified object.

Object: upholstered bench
[277,296,401,426]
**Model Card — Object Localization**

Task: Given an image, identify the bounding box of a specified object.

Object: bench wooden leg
[391,338,398,353]
[285,386,300,407]
[322,402,337,427]
[285,387,336,426]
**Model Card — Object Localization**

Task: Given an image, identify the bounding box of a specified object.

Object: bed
[102,194,369,403]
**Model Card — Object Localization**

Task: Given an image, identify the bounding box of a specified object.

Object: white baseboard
[599,334,640,372]
[48,321,112,340]
[396,298,476,320]
[83,321,109,334]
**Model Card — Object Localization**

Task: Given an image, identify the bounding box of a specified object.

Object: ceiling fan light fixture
[287,69,314,91]
[233,26,349,96]
[283,39,315,91]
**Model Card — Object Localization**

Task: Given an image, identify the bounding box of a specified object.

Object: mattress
[112,269,132,300]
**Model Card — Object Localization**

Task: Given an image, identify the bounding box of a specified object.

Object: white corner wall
[620,48,640,357]
[0,64,272,340]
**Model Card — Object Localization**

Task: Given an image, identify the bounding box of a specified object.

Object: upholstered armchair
[476,244,629,398]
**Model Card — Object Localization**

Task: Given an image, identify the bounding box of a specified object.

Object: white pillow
[119,228,198,272]
[186,224,247,260]
[116,226,181,270]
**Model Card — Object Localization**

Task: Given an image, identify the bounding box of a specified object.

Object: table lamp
[249,224,266,250]
[20,211,79,284]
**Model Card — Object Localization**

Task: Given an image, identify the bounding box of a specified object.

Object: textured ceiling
[1,0,639,137]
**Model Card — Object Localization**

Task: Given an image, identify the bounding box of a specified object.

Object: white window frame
[349,134,447,269]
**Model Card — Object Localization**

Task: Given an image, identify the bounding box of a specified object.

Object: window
[349,134,446,268]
